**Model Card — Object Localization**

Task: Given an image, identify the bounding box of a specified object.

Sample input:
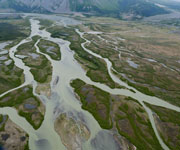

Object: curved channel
[0,16,179,150]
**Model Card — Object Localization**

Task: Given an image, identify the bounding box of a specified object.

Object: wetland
[0,13,179,150]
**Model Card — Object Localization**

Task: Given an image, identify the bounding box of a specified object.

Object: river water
[0,16,179,150]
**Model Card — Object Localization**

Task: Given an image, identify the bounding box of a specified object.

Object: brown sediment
[54,113,90,150]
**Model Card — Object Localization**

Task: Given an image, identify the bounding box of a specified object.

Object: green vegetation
[0,53,24,95]
[119,74,155,96]
[84,31,156,96]
[160,19,180,27]
[0,115,3,123]
[146,103,180,150]
[0,18,31,94]
[71,78,162,149]
[38,19,54,30]
[32,35,41,42]
[80,18,180,107]
[0,85,44,129]
[115,101,162,150]
[0,23,26,41]
[19,110,44,130]
[24,141,30,150]
[0,20,30,41]
[48,26,119,88]
[71,79,112,129]
[38,39,61,61]
[16,38,52,83]
[0,18,30,41]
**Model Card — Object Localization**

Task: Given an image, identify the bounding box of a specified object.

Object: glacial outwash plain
[0,7,180,150]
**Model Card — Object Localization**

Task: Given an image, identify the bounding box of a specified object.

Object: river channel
[0,15,179,150]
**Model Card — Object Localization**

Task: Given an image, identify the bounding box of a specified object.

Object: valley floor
[0,13,179,150]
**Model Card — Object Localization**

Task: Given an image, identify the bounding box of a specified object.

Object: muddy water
[0,17,179,150]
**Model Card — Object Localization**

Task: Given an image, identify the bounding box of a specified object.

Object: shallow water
[0,50,8,55]
[42,46,56,55]
[0,56,7,61]
[0,19,115,150]
[0,16,179,150]
[0,42,11,50]
[75,29,180,150]
[28,53,40,59]
[127,58,139,68]
[4,60,12,66]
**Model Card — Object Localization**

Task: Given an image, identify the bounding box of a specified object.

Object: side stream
[0,17,179,150]
[75,29,179,150]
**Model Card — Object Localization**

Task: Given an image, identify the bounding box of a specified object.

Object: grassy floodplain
[71,79,112,129]
[0,85,45,129]
[0,17,30,42]
[146,103,180,150]
[16,36,52,83]
[0,58,24,94]
[38,19,54,30]
[47,26,121,89]
[38,39,61,61]
[71,78,163,149]
[0,17,31,94]
[76,16,180,107]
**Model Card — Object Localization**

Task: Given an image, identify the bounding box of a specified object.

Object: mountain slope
[0,0,70,13]
[118,0,169,17]
[151,0,180,11]
[0,0,169,18]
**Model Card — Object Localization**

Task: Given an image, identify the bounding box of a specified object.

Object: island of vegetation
[0,85,45,129]
[71,78,163,150]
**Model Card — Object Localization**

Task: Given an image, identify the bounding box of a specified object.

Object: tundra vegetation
[145,103,180,150]
[71,79,163,149]
[0,13,180,150]
[0,85,45,129]
[16,37,52,83]
[38,39,61,61]
[0,114,29,150]
[48,26,121,89]
[0,17,30,94]
[77,17,180,106]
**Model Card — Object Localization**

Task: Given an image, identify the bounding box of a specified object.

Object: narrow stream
[75,29,178,150]
[0,17,179,150]
[0,19,120,150]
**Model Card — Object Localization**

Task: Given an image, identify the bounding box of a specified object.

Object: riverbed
[0,15,179,150]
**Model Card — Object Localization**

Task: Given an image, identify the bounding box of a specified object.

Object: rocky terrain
[0,0,177,19]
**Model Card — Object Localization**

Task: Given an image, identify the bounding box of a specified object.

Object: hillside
[0,0,170,18]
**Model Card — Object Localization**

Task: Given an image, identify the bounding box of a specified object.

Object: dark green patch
[71,79,112,129]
